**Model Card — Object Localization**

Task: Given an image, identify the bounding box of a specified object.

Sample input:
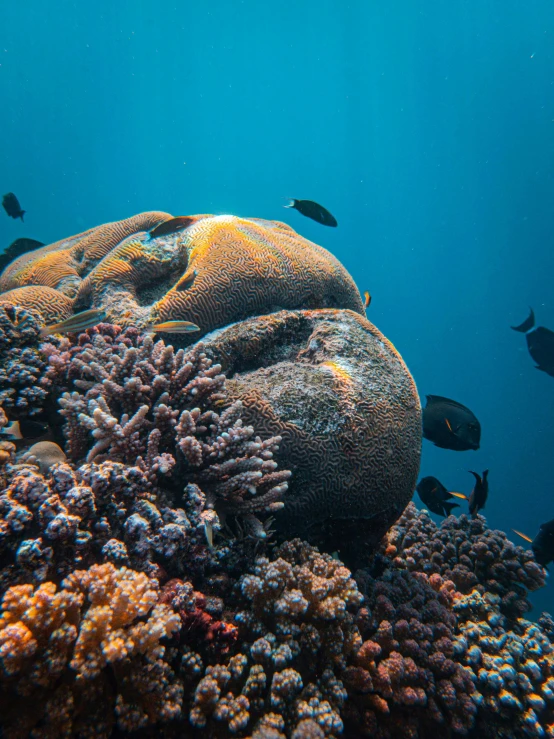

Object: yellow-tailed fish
[175,268,197,292]
[145,320,201,334]
[40,308,107,338]
[364,291,371,309]
[449,492,468,500]
[512,529,533,544]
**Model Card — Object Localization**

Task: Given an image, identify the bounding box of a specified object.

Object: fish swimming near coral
[0,418,48,441]
[511,308,554,378]
[363,291,371,310]
[416,475,461,517]
[284,199,338,227]
[40,308,107,338]
[0,238,44,273]
[2,192,25,221]
[148,216,196,239]
[513,519,554,567]
[422,395,481,451]
[144,319,201,334]
[174,268,197,292]
[467,470,488,517]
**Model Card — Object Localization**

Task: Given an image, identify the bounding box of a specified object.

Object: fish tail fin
[511,307,535,333]
[512,529,533,544]
[469,470,481,484]
[284,199,296,209]
[482,469,489,481]
[4,421,23,440]
[20,211,25,222]
[449,492,468,500]
[443,502,460,516]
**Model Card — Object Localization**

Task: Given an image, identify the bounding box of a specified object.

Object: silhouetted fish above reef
[284,199,338,227]
[2,192,25,221]
[0,238,44,273]
[416,476,461,517]
[422,395,481,451]
[512,308,554,378]
[514,519,554,567]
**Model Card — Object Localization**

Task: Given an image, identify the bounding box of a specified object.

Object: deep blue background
[1,1,554,610]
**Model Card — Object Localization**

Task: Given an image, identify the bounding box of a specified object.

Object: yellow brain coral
[0,212,364,334]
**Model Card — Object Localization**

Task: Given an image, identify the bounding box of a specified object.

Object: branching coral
[0,304,49,416]
[0,562,182,738]
[383,503,545,619]
[43,324,291,535]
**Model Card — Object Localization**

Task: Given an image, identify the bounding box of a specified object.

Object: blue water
[1,1,554,611]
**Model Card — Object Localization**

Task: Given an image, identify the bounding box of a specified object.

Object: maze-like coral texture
[0,213,365,337]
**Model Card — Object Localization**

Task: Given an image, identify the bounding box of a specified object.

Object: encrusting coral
[382,503,546,619]
[0,561,182,738]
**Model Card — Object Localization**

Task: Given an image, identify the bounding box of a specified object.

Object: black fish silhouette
[0,419,48,440]
[512,308,554,378]
[416,476,461,517]
[422,395,481,451]
[149,216,195,239]
[0,238,44,273]
[468,470,488,517]
[514,519,554,567]
[2,193,25,221]
[284,199,337,227]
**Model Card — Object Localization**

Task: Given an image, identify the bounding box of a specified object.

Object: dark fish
[2,193,25,221]
[284,199,337,227]
[514,520,554,567]
[511,308,554,378]
[0,419,48,440]
[149,216,195,239]
[0,238,45,273]
[468,469,488,517]
[40,308,107,338]
[174,268,197,292]
[416,476,461,517]
[422,395,481,451]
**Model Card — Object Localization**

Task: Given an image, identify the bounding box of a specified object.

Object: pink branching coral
[383,503,545,619]
[0,562,182,738]
[42,324,291,535]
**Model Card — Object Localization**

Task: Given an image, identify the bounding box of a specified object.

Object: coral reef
[0,213,365,333]
[383,503,546,619]
[200,308,422,561]
[0,562,182,738]
[0,304,49,417]
[43,324,291,534]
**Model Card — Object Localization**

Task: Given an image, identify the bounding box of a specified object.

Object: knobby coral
[383,503,545,619]
[0,562,181,738]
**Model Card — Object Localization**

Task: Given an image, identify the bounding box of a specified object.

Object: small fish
[149,216,195,240]
[512,308,554,378]
[422,395,481,451]
[0,238,45,273]
[145,320,201,334]
[175,268,197,292]
[40,308,107,338]
[363,291,371,310]
[0,419,48,440]
[284,199,337,227]
[468,469,489,517]
[513,519,554,567]
[2,192,25,221]
[416,476,462,517]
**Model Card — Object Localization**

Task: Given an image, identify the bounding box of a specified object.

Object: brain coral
[0,213,364,335]
[200,308,422,562]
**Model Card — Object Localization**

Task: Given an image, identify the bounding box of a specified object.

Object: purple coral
[43,325,291,535]
[384,503,545,618]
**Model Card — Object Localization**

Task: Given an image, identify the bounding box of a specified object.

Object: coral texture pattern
[201,308,422,559]
[0,213,365,335]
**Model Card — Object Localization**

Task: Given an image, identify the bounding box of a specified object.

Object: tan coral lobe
[0,212,364,335]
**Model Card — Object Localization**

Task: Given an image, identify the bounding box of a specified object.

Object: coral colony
[0,213,552,738]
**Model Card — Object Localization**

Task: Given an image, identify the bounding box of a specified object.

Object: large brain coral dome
[0,212,364,332]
